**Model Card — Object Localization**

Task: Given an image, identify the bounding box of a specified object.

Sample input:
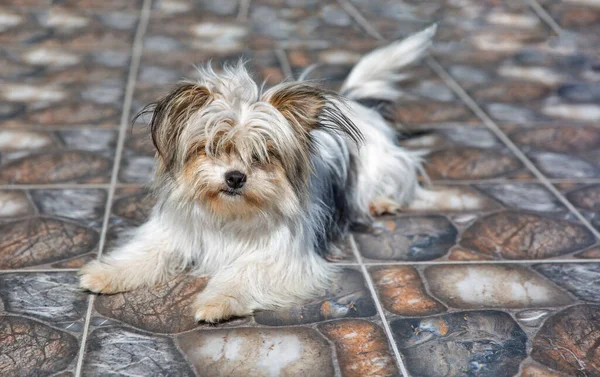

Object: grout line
[0,184,112,190]
[523,0,563,35]
[336,0,384,41]
[0,268,81,274]
[359,258,600,266]
[426,57,600,241]
[274,49,294,80]
[348,236,410,377]
[427,178,600,185]
[74,1,152,376]
[237,0,251,21]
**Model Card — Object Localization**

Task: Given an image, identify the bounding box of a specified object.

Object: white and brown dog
[80,26,437,322]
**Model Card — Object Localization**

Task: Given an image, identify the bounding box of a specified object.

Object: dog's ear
[263,82,363,145]
[135,83,211,170]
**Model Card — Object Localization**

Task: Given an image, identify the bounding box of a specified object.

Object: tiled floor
[1,0,599,376]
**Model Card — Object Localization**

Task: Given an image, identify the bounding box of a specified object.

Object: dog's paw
[79,260,122,294]
[369,197,400,216]
[192,294,250,323]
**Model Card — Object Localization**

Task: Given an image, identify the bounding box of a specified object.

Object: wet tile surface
[1,0,600,376]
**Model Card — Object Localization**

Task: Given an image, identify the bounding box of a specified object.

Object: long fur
[79,26,437,322]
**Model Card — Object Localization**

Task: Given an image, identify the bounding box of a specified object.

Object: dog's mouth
[220,189,243,197]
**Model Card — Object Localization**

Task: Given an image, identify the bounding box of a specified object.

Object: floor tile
[0,188,104,269]
[353,182,598,262]
[248,0,377,50]
[0,271,88,376]
[0,130,115,184]
[80,266,395,377]
[369,262,599,377]
[506,124,600,180]
[0,45,131,128]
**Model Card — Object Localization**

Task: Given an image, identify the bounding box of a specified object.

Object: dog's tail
[340,25,437,102]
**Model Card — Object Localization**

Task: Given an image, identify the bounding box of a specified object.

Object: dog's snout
[225,170,246,189]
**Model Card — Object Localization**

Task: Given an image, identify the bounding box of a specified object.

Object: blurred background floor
[1,0,600,376]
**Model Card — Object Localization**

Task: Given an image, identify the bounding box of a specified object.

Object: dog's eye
[251,153,261,164]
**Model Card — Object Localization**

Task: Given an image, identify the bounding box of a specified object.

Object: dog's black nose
[225,170,246,189]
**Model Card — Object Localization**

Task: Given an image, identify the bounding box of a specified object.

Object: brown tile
[370,266,445,316]
[0,130,115,183]
[0,218,99,269]
[94,275,211,334]
[460,211,596,260]
[319,319,399,377]
[424,147,523,180]
[531,304,600,377]
[446,247,493,261]
[0,315,79,377]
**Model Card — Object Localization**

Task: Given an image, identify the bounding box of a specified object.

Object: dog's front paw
[79,260,123,294]
[369,197,400,216]
[192,294,250,323]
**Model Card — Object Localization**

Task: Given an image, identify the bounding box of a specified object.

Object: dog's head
[137,62,361,220]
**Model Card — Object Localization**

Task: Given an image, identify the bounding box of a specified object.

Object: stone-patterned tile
[0,7,139,50]
[93,275,213,334]
[0,46,130,128]
[399,127,528,181]
[565,184,600,230]
[0,188,104,269]
[0,272,88,327]
[248,0,376,50]
[474,182,566,213]
[507,125,600,179]
[356,191,596,261]
[0,315,80,377]
[0,272,88,376]
[370,266,446,316]
[354,215,458,262]
[391,310,528,377]
[105,186,155,251]
[254,268,376,326]
[460,211,596,260]
[56,0,142,11]
[318,319,399,377]
[370,262,600,377]
[531,304,600,377]
[424,147,523,181]
[538,0,600,49]
[533,263,600,303]
[82,326,196,376]
[349,0,600,124]
[177,326,335,377]
[0,130,115,184]
[424,264,573,309]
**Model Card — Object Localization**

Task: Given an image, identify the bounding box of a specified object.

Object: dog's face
[139,64,361,220]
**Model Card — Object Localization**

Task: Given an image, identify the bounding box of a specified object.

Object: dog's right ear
[135,82,211,170]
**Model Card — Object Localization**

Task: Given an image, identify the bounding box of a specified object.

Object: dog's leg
[79,217,180,294]
[192,256,333,323]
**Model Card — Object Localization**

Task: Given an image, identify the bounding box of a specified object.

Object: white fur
[79,26,436,322]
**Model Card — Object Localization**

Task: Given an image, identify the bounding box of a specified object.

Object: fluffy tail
[340,25,437,102]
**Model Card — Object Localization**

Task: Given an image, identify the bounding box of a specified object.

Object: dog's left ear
[263,82,363,145]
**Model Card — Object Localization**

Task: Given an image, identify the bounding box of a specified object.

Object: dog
[79,26,437,322]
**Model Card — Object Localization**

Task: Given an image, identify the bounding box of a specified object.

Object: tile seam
[74,0,153,375]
